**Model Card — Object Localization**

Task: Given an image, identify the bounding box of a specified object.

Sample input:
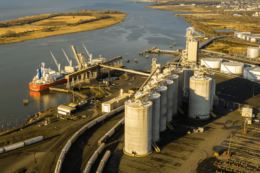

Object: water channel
[0,0,190,127]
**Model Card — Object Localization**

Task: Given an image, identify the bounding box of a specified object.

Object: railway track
[90,127,124,173]
[61,111,124,173]
[40,114,102,173]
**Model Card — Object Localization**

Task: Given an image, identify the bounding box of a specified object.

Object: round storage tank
[189,76,212,120]
[201,58,222,68]
[173,68,183,106]
[247,47,259,59]
[148,92,161,142]
[244,67,260,80]
[124,100,153,156]
[183,68,194,100]
[169,74,179,115]
[220,62,244,74]
[166,80,174,122]
[157,85,167,132]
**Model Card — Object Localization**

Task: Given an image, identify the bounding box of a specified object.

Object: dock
[145,48,181,55]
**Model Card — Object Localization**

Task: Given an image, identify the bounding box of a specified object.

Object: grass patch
[0,10,126,45]
[204,38,249,53]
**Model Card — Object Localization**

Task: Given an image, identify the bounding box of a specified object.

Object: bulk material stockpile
[220,62,244,74]
[124,100,153,157]
[201,58,222,69]
[189,75,212,120]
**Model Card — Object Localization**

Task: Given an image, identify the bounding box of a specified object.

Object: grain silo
[247,47,259,59]
[188,76,212,120]
[220,62,244,74]
[165,80,174,122]
[168,74,179,115]
[157,85,168,132]
[124,100,153,156]
[148,92,161,142]
[201,58,222,69]
[173,68,183,106]
[211,73,218,108]
[183,68,194,100]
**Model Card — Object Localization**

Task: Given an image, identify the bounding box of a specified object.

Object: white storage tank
[124,100,153,156]
[183,68,194,100]
[243,67,260,80]
[148,92,161,142]
[201,58,222,68]
[189,76,212,120]
[247,47,259,58]
[173,68,183,106]
[166,80,174,122]
[157,85,168,132]
[168,74,179,115]
[220,62,244,74]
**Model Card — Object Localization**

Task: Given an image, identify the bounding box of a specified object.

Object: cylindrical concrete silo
[173,68,183,106]
[188,76,212,120]
[148,92,161,142]
[210,74,217,109]
[124,100,153,156]
[166,80,174,122]
[169,74,179,115]
[183,68,194,100]
[157,85,167,132]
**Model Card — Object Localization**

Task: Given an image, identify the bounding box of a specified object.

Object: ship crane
[50,51,61,71]
[71,45,87,70]
[82,43,92,63]
[62,49,72,67]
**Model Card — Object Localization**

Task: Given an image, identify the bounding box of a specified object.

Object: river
[0,0,189,128]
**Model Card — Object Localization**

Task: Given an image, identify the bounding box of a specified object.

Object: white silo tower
[183,67,194,100]
[124,100,153,156]
[188,75,212,120]
[172,68,184,106]
[165,80,174,122]
[157,84,168,132]
[148,92,161,142]
[168,74,179,116]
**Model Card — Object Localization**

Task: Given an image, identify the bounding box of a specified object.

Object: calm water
[0,0,189,128]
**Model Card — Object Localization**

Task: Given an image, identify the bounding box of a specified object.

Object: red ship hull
[29,78,67,91]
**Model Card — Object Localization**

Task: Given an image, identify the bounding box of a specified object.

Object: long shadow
[158,76,260,151]
[60,111,124,173]
[112,75,260,173]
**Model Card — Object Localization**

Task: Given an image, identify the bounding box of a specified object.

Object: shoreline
[0,10,127,45]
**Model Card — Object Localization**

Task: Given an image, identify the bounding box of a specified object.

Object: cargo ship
[29,66,70,91]
[29,45,106,91]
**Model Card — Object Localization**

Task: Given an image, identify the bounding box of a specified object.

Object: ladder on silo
[178,107,184,114]
[210,111,217,117]
[166,121,174,130]
[152,140,160,153]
